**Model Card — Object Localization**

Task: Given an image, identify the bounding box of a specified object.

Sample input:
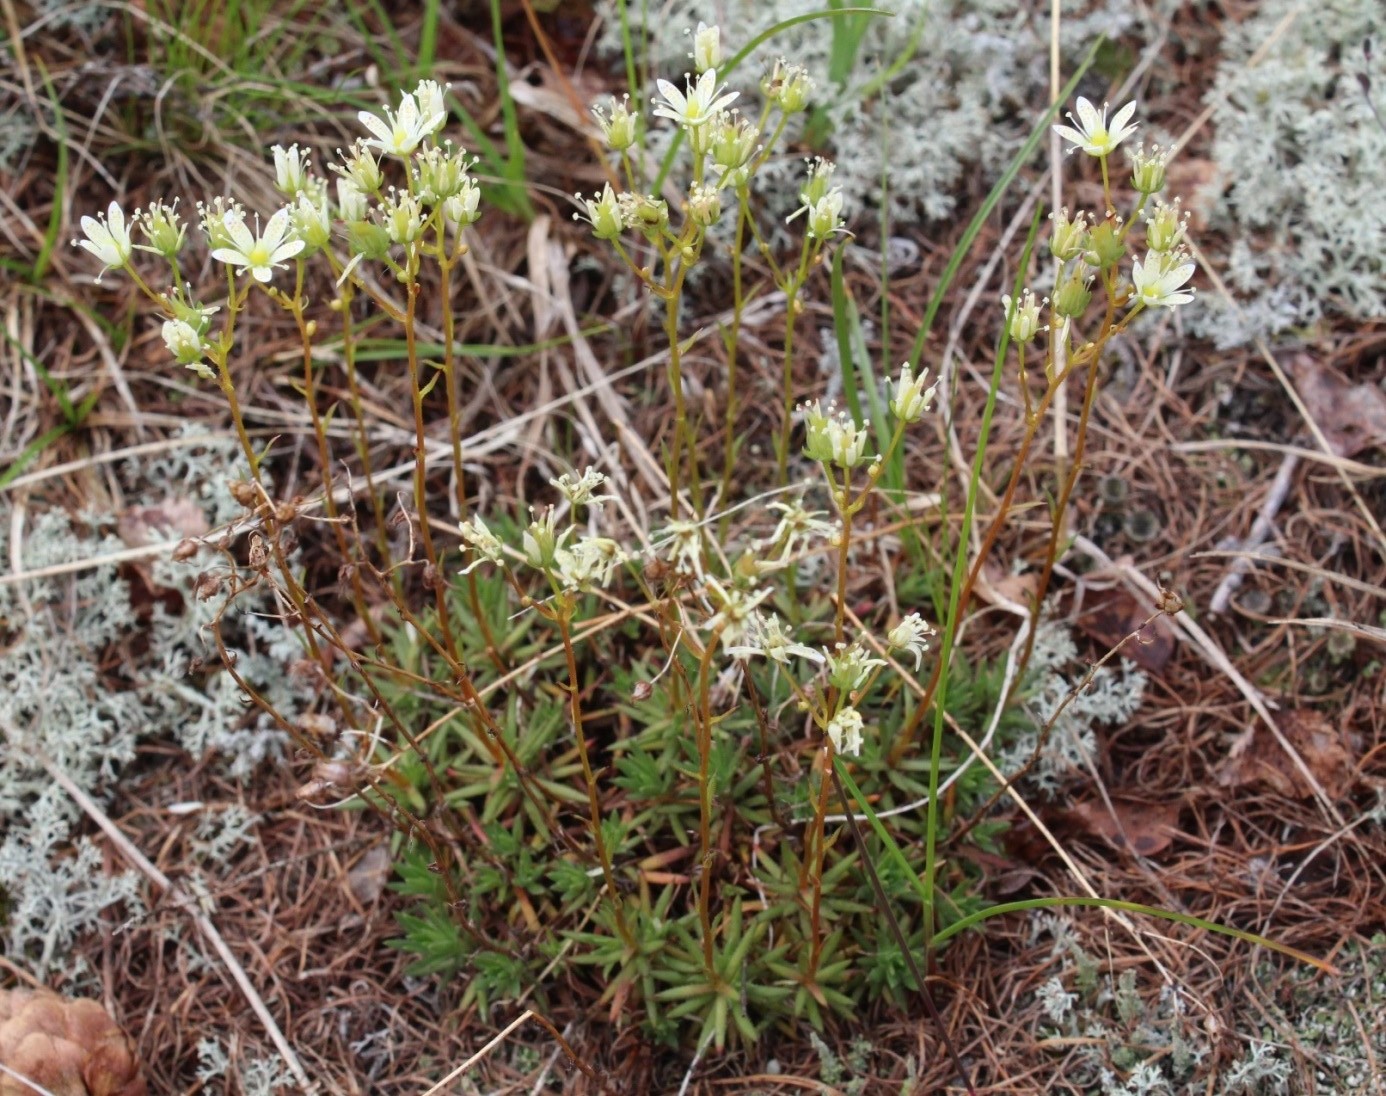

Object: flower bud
[687,181,722,227]
[272,144,311,196]
[692,22,722,74]
[889,362,938,423]
[336,178,368,222]
[1049,207,1088,262]
[577,184,624,240]
[592,96,639,152]
[1001,289,1045,343]
[135,200,186,260]
[1128,143,1169,195]
[1052,265,1094,320]
[1083,219,1126,271]
[1144,198,1188,253]
[763,59,813,114]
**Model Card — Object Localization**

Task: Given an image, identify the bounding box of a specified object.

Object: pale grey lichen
[1000,620,1148,796]
[1192,0,1386,343]
[0,427,297,975]
[597,0,1153,228]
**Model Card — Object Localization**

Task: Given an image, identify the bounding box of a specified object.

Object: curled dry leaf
[1075,588,1176,673]
[1285,354,1386,458]
[1066,796,1182,858]
[0,988,145,1096]
[1216,707,1355,800]
[116,498,208,548]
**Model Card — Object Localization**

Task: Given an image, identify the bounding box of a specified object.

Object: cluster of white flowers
[994,97,1198,361]
[74,79,483,381]
[458,467,627,598]
[574,22,835,256]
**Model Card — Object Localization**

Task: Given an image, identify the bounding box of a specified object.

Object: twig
[2,724,314,1093]
[1208,452,1299,613]
[1072,535,1348,828]
[419,1009,534,1096]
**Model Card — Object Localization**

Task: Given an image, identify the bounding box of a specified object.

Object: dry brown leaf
[117,498,208,548]
[1074,588,1176,673]
[1285,354,1386,457]
[1216,707,1355,800]
[1066,796,1182,858]
[347,844,393,905]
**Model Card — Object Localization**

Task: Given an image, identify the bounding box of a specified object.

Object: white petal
[1052,124,1088,148]
[269,239,305,264]
[211,247,249,266]
[262,208,291,247]
[1110,101,1138,133]
[358,111,393,144]
[655,78,685,110]
[222,213,255,252]
[1074,97,1101,131]
[251,264,273,283]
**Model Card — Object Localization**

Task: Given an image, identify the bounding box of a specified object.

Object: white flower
[358,92,444,157]
[764,500,835,563]
[75,201,132,279]
[886,613,936,670]
[763,59,813,113]
[551,466,614,509]
[211,208,303,283]
[556,536,622,591]
[134,200,185,259]
[657,518,705,577]
[458,515,505,573]
[1131,249,1196,309]
[576,184,624,241]
[1053,97,1138,158]
[725,612,824,665]
[336,177,368,222]
[691,22,721,74]
[523,507,569,570]
[1000,289,1045,344]
[335,141,384,193]
[162,319,212,378]
[272,144,311,196]
[592,96,639,152]
[686,181,722,227]
[801,400,870,470]
[652,69,738,130]
[826,706,865,756]
[443,180,481,231]
[414,79,450,123]
[888,362,939,424]
[805,190,845,240]
[290,192,332,251]
[704,577,771,644]
[826,642,886,692]
[381,190,425,244]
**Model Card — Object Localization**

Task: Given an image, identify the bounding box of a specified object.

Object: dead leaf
[117,498,208,547]
[346,844,392,905]
[1285,354,1386,457]
[1074,588,1176,673]
[979,560,1038,608]
[1067,796,1181,857]
[1216,708,1354,800]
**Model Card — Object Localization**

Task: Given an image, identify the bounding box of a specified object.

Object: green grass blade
[418,0,440,71]
[933,897,1334,972]
[0,424,72,489]
[902,39,1101,377]
[919,207,1044,951]
[832,760,1332,976]
[32,63,67,284]
[829,246,887,452]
